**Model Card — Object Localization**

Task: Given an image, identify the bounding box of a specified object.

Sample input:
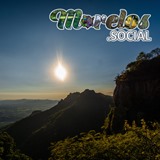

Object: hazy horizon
[0,89,113,100]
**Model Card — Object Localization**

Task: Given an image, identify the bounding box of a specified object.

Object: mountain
[0,99,58,128]
[112,51,160,131]
[4,89,113,159]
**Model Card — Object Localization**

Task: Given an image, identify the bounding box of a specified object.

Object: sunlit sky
[0,0,159,100]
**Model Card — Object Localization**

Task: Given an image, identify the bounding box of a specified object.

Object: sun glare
[54,63,67,81]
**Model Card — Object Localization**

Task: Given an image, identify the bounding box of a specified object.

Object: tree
[136,52,146,61]
[0,132,31,160]
[151,48,160,57]
[126,61,136,71]
[145,53,153,59]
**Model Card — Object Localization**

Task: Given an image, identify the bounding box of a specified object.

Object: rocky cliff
[113,52,160,130]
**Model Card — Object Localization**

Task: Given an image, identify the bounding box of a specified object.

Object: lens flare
[54,63,67,81]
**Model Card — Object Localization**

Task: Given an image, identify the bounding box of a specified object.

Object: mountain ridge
[4,89,113,159]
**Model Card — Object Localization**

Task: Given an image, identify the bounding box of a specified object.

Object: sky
[0,0,159,100]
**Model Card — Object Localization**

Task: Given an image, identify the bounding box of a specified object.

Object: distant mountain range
[0,99,58,128]
[4,90,113,159]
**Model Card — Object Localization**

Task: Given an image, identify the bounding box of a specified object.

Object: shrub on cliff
[116,48,160,81]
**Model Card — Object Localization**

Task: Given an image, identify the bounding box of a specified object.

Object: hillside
[0,99,58,128]
[113,49,160,131]
[4,89,113,159]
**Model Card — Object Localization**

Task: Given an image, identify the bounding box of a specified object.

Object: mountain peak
[5,90,113,159]
[58,92,80,106]
[58,89,96,105]
[82,89,95,94]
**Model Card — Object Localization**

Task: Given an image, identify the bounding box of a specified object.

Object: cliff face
[114,79,160,121]
[113,54,160,129]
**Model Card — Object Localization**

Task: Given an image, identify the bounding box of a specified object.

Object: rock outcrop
[113,53,160,131]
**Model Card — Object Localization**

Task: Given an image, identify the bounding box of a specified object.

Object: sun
[54,63,67,81]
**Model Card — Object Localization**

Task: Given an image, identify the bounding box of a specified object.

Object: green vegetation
[49,119,160,160]
[0,132,31,160]
[116,48,160,81]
